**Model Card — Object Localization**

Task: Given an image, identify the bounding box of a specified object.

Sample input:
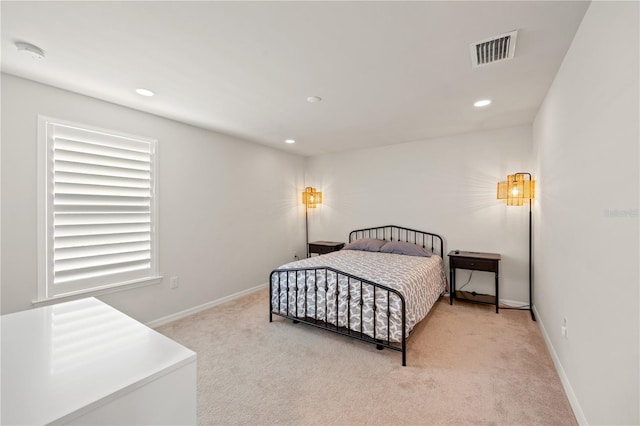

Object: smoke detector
[470,30,518,68]
[15,41,45,60]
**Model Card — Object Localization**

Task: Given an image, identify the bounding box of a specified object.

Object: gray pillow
[379,241,432,257]
[342,238,388,252]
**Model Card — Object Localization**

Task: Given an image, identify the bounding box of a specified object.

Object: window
[38,116,160,301]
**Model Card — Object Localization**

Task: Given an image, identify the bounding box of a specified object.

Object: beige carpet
[156,288,576,426]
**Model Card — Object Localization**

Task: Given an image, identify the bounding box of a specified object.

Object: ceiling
[1,1,590,157]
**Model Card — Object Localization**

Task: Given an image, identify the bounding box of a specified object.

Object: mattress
[270,249,447,342]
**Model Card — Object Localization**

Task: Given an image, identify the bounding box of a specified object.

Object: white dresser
[1,297,197,425]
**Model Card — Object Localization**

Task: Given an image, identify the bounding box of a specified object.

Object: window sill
[32,276,163,308]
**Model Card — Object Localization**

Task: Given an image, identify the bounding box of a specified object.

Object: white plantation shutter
[39,117,159,299]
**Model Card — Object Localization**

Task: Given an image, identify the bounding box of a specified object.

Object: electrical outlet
[561,317,568,338]
[170,276,179,290]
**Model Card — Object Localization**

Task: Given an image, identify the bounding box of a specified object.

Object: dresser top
[1,297,196,425]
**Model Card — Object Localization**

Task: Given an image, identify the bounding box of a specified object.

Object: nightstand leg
[495,269,499,314]
[449,265,454,305]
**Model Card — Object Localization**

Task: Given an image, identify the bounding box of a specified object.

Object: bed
[269,225,447,366]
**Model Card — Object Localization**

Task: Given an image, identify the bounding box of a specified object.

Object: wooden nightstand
[448,250,501,313]
[308,241,345,257]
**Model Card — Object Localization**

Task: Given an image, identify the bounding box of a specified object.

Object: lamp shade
[302,187,322,208]
[497,174,535,206]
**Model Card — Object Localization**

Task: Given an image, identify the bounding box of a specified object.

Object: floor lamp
[302,187,322,258]
[497,173,536,321]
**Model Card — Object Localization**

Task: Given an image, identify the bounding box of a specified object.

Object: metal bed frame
[269,225,444,366]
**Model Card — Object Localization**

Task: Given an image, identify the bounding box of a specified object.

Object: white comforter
[271,250,447,342]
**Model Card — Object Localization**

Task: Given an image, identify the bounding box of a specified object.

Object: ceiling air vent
[470,30,518,68]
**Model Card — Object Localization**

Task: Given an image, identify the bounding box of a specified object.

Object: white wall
[532,2,639,424]
[1,74,307,322]
[306,125,533,303]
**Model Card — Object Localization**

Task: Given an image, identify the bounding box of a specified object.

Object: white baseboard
[499,297,528,307]
[533,305,587,425]
[444,293,528,308]
[146,283,267,329]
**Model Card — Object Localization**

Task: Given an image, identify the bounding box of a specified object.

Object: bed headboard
[349,225,444,257]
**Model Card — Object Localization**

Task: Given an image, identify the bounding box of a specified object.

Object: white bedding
[270,249,447,342]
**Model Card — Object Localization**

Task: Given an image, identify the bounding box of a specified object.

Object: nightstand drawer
[451,257,497,272]
[308,241,345,256]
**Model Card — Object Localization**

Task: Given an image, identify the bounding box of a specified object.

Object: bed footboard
[269,267,408,366]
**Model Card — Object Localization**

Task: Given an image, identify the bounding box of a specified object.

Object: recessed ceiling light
[306,96,322,103]
[135,88,155,97]
[285,139,296,144]
[15,41,45,60]
[474,99,492,107]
